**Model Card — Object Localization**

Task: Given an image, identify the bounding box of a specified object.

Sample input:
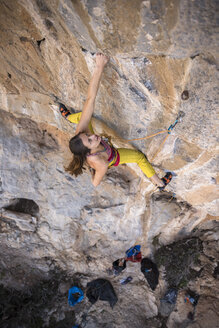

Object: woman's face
[79,133,101,150]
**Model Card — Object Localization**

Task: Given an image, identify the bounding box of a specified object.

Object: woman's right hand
[75,53,108,135]
[95,53,109,70]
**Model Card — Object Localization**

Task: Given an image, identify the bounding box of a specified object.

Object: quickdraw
[167,111,185,134]
[119,111,185,162]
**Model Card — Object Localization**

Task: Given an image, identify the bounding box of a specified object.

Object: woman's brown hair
[66,133,90,176]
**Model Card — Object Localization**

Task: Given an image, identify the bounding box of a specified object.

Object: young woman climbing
[59,53,172,188]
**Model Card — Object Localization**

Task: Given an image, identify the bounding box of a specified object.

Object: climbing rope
[151,111,185,161]
[125,129,168,141]
[115,111,185,162]
[151,133,170,161]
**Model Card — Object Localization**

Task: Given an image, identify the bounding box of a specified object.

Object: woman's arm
[75,53,109,135]
[87,156,108,187]
[92,165,108,187]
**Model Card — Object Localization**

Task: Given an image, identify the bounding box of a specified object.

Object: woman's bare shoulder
[86,154,108,169]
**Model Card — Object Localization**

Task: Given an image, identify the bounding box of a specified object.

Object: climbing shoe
[59,102,70,119]
[158,172,172,191]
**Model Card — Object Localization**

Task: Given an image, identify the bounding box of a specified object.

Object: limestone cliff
[0,0,218,327]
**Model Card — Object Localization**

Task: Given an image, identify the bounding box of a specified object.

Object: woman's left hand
[95,53,109,70]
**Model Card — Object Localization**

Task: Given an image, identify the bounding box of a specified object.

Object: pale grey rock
[1,209,37,232]
[59,0,97,53]
[0,0,218,327]
[176,57,219,149]
[168,0,219,63]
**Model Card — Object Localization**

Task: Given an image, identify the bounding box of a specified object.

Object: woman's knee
[136,151,147,164]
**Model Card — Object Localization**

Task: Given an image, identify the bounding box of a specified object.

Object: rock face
[0,0,218,327]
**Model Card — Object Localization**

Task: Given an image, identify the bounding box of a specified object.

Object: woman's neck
[90,142,105,154]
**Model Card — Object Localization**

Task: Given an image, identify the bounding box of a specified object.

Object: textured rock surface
[0,0,218,327]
